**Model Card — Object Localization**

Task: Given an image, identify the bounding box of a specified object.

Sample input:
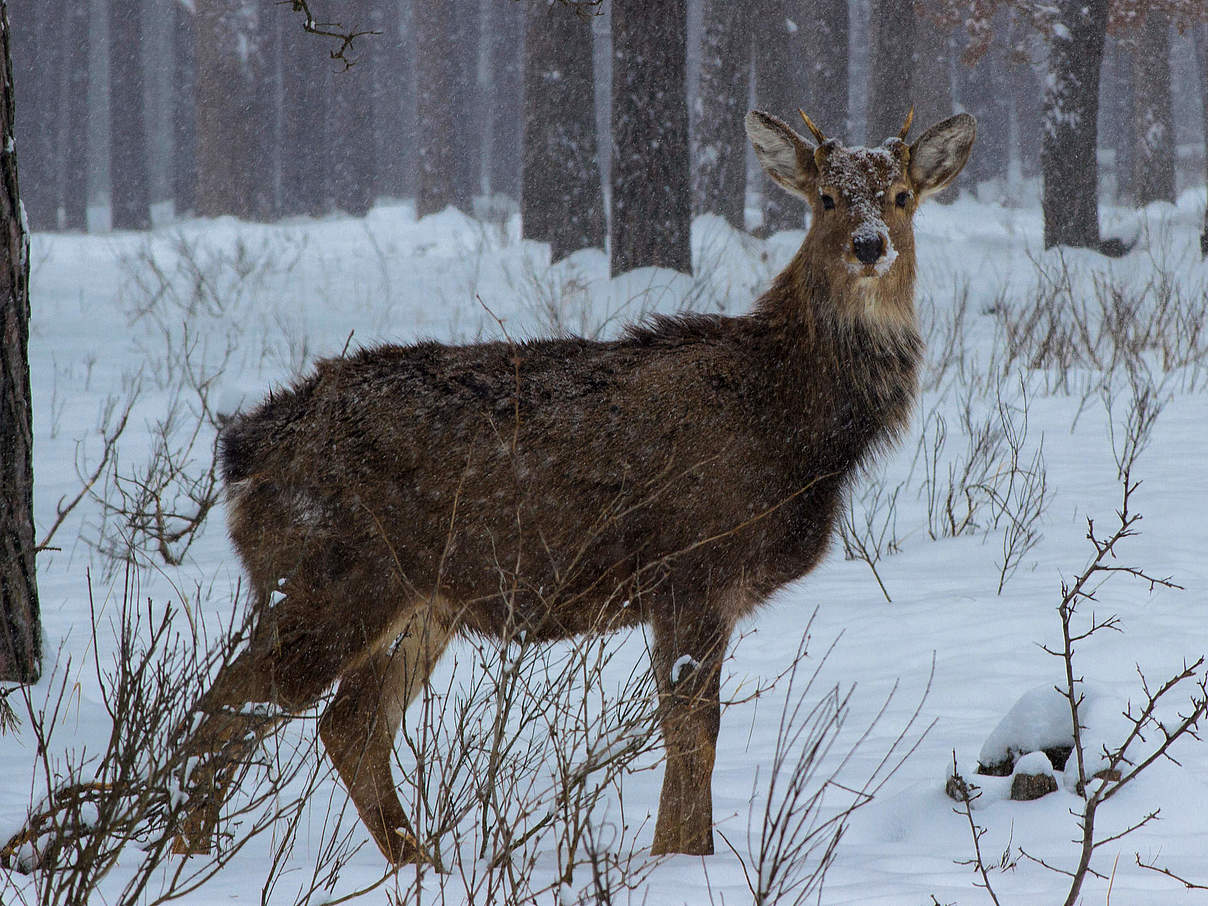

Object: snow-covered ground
[3,187,1207,904]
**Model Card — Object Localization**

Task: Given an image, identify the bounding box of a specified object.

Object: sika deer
[175,108,975,863]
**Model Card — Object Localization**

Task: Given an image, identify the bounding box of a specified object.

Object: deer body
[178,108,975,864]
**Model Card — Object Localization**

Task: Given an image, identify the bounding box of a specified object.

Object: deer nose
[852,234,884,264]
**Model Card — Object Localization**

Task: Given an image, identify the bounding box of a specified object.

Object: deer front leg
[318,609,451,867]
[649,608,730,856]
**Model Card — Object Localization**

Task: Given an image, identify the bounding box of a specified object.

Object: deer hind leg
[649,605,731,856]
[173,578,397,856]
[318,606,452,866]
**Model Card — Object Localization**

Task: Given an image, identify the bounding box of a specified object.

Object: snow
[670,654,698,684]
[3,186,1208,904]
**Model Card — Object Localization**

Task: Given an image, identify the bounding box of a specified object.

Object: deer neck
[754,242,923,448]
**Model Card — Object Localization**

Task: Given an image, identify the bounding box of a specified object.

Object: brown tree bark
[1130,10,1175,207]
[1041,0,1108,250]
[522,0,605,262]
[0,0,41,683]
[611,0,692,275]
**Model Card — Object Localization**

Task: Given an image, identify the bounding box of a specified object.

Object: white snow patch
[670,654,698,684]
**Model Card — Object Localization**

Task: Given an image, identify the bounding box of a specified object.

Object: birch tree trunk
[0,0,41,683]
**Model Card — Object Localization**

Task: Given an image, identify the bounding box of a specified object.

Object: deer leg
[318,608,451,867]
[171,647,286,856]
[649,607,730,856]
[173,581,394,856]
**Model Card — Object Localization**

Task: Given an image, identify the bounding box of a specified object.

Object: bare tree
[611,0,692,275]
[1041,0,1108,250]
[523,0,605,262]
[0,0,40,683]
[692,0,750,229]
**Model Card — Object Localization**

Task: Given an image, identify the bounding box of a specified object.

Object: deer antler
[798,109,827,146]
[898,105,915,141]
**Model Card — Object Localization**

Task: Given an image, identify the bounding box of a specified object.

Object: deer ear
[908,113,976,199]
[745,110,818,201]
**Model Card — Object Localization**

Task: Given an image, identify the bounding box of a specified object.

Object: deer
[173,107,976,865]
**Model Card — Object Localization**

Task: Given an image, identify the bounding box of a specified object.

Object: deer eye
[895,191,910,208]
[820,193,835,211]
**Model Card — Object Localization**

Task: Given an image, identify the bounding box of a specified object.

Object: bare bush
[994,251,1208,395]
[950,469,1206,905]
[0,572,323,906]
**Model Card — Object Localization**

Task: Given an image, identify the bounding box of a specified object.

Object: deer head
[744,107,976,330]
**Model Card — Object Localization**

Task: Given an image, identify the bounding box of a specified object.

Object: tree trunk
[1130,11,1175,207]
[109,0,151,230]
[1041,0,1107,251]
[173,3,197,218]
[801,0,849,138]
[1010,21,1043,181]
[280,10,330,217]
[1196,23,1208,256]
[866,0,915,144]
[692,0,750,229]
[1101,36,1132,201]
[329,0,375,217]
[415,1,460,217]
[10,1,60,230]
[196,0,274,220]
[522,0,605,262]
[611,0,692,275]
[0,0,41,683]
[487,0,523,201]
[957,39,1010,189]
[61,0,89,230]
[371,0,408,201]
[754,0,804,233]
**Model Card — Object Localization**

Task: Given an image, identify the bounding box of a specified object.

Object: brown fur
[177,109,975,863]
